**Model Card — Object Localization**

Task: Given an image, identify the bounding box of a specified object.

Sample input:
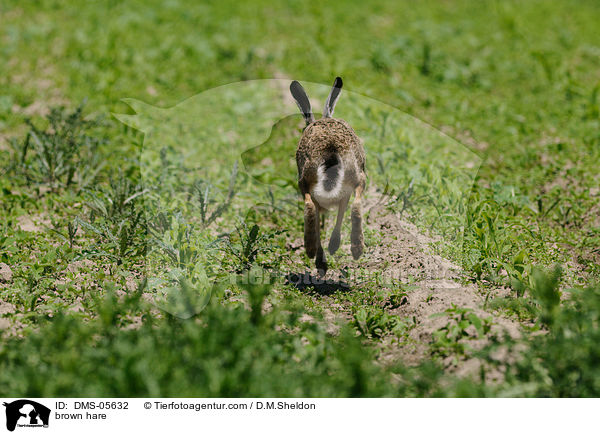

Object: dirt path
[285,187,521,372]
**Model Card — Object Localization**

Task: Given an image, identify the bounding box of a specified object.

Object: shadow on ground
[284,271,352,296]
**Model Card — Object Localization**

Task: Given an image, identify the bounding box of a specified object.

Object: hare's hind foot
[351,230,363,259]
[351,186,364,260]
[328,231,340,255]
[351,214,363,259]
[304,194,318,258]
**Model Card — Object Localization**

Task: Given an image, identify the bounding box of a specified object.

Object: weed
[192,161,238,227]
[220,219,285,273]
[385,287,409,309]
[9,103,105,192]
[76,175,147,263]
[431,305,493,364]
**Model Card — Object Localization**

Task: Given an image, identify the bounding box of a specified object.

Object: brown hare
[290,77,366,275]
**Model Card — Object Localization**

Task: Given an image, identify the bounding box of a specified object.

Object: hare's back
[297,118,361,158]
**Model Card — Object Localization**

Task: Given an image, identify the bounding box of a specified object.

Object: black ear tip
[334,77,343,88]
[290,80,301,90]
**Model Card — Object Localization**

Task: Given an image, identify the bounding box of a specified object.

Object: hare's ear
[290,81,315,125]
[323,77,343,118]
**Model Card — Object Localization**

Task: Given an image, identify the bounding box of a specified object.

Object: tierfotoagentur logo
[3,400,50,432]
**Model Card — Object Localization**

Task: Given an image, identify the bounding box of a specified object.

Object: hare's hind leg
[351,181,365,260]
[304,193,318,258]
[304,193,327,275]
[314,205,328,276]
[328,196,349,255]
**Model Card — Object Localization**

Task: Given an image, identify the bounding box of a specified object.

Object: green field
[1,0,599,397]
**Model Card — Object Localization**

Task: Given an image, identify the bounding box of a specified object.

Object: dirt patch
[9,59,68,117]
[0,300,16,330]
[16,213,51,232]
[0,263,13,283]
[66,259,96,274]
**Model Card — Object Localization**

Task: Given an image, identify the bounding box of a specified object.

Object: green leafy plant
[431,305,493,363]
[482,271,600,397]
[147,212,222,317]
[352,307,408,339]
[386,287,409,309]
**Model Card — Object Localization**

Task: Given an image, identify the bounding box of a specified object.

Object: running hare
[290,77,366,275]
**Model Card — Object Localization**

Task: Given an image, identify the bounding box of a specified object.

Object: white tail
[311,155,348,210]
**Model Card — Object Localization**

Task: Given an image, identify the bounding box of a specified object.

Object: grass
[1,0,599,397]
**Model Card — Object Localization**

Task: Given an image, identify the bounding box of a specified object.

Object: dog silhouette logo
[3,400,50,432]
